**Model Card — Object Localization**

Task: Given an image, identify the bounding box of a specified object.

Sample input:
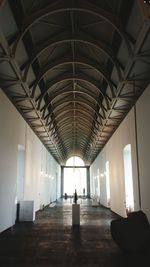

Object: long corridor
[0,198,149,267]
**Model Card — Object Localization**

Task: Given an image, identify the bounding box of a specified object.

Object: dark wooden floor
[0,198,149,267]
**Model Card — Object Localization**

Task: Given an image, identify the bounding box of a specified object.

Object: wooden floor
[0,198,149,267]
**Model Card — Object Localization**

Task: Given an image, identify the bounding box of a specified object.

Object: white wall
[90,91,146,217]
[0,90,22,232]
[39,145,61,205]
[90,149,107,205]
[136,85,150,221]
[0,89,61,232]
[107,108,139,217]
[91,85,150,220]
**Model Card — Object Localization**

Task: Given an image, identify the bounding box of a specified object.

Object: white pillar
[72,203,80,225]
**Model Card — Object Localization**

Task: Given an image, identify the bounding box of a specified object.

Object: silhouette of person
[74,189,78,204]
[83,188,85,196]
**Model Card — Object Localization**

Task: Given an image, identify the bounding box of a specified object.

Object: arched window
[123,144,134,215]
[66,156,85,166]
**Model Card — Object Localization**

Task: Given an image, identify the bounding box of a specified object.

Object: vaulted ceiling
[0,0,150,165]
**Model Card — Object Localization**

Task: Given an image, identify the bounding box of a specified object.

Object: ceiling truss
[0,0,150,165]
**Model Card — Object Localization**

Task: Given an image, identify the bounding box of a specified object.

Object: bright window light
[123,144,134,214]
[66,156,85,166]
[64,156,86,195]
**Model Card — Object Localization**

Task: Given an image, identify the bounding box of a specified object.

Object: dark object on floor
[110,210,150,252]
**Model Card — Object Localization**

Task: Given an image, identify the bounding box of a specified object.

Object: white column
[72,203,80,225]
